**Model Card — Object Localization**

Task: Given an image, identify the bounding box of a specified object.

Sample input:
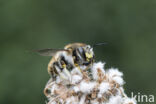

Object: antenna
[92,42,107,47]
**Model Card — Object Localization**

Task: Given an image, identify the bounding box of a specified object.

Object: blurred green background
[0,0,156,104]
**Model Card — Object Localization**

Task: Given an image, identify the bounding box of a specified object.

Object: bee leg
[62,64,72,82]
[74,63,82,72]
[53,62,68,80]
[73,55,82,72]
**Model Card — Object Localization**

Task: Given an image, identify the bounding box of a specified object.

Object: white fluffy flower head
[44,62,136,104]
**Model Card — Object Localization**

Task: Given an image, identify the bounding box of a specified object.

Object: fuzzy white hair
[44,61,137,104]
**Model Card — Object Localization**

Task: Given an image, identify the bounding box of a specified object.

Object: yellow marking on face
[85,52,93,59]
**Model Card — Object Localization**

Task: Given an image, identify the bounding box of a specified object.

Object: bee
[64,43,95,71]
[64,42,106,69]
[35,43,106,81]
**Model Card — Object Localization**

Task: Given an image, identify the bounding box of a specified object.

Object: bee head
[72,45,94,67]
[84,45,94,62]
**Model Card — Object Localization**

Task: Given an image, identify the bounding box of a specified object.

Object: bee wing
[33,48,67,56]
